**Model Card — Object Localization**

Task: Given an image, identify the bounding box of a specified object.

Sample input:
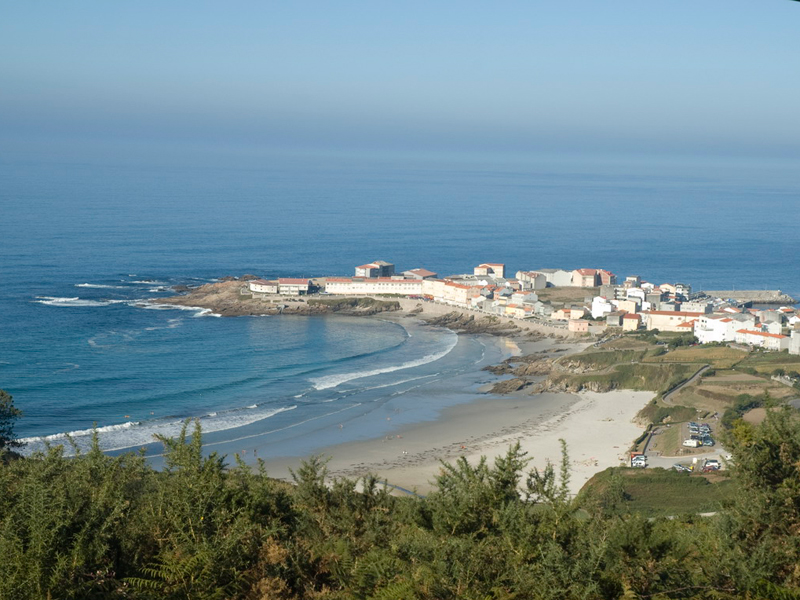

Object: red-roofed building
[278,278,311,295]
[355,260,395,278]
[622,313,642,332]
[642,310,706,332]
[568,319,590,333]
[248,279,278,294]
[735,329,790,351]
[474,263,505,278]
[403,268,438,280]
[572,268,599,287]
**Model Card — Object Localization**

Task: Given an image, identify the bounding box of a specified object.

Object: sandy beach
[262,389,651,496]
[255,304,653,496]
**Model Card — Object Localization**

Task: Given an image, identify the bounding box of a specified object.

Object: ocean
[2,147,799,457]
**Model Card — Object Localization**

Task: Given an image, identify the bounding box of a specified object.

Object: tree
[0,389,22,452]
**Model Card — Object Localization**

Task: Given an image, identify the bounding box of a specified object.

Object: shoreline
[258,386,652,496]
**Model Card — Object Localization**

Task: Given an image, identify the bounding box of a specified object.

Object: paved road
[662,364,710,406]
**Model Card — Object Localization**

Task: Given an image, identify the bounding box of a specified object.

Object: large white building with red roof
[735,329,790,352]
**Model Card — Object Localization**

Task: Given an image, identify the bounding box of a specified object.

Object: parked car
[683,439,701,447]
[705,459,720,469]
[673,464,691,472]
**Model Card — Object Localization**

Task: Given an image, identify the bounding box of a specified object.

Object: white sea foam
[75,283,126,289]
[129,280,167,285]
[35,296,131,308]
[309,334,458,390]
[136,302,219,317]
[19,405,297,455]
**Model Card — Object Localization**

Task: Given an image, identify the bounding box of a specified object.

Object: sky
[1,1,799,159]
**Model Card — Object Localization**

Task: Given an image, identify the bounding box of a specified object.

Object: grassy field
[736,351,800,374]
[558,349,651,370]
[536,286,599,305]
[643,345,748,369]
[671,370,797,414]
[601,337,656,350]
[580,467,736,517]
[551,362,694,394]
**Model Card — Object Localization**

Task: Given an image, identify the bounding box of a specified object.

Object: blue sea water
[1,146,799,456]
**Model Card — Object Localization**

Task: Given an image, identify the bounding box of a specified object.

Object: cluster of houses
[245,260,800,355]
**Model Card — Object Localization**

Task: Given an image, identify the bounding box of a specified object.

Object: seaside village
[247,260,800,356]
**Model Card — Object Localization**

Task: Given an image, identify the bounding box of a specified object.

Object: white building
[681,301,713,314]
[694,315,735,344]
[516,271,547,290]
[535,269,573,287]
[355,260,395,278]
[403,268,437,280]
[591,296,614,319]
[248,279,278,294]
[278,278,311,296]
[474,263,505,278]
[643,310,706,332]
[790,330,800,355]
[735,329,790,352]
[324,277,423,296]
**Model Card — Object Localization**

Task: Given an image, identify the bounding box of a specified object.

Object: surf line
[144,402,366,458]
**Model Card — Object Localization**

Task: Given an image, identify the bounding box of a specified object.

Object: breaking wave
[309,334,458,390]
[19,405,297,455]
[75,283,126,289]
[35,296,131,308]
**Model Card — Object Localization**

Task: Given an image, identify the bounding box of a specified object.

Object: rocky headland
[151,279,401,317]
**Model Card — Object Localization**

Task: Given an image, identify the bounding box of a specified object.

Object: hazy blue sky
[2,1,798,158]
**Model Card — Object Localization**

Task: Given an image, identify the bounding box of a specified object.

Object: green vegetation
[736,350,800,374]
[638,399,699,424]
[0,389,22,454]
[5,390,800,598]
[644,345,747,369]
[306,297,400,311]
[580,468,736,517]
[551,361,694,394]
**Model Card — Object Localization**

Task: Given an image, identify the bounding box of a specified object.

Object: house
[572,268,599,287]
[625,275,642,288]
[506,304,532,319]
[759,310,784,325]
[606,311,625,327]
[643,310,706,332]
[474,263,505,278]
[511,291,538,305]
[355,260,395,278]
[535,269,574,287]
[735,329,790,352]
[591,296,614,319]
[790,330,800,356]
[552,308,570,321]
[403,268,437,280]
[515,271,548,290]
[681,301,713,314]
[622,313,642,331]
[324,277,423,296]
[248,279,279,294]
[617,299,641,314]
[568,319,590,333]
[597,269,617,286]
[694,315,735,344]
[278,278,311,296]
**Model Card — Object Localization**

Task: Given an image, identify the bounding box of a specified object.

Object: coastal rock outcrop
[488,378,530,394]
[424,312,521,336]
[151,280,401,317]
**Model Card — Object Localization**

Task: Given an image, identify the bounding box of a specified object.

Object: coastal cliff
[152,280,400,317]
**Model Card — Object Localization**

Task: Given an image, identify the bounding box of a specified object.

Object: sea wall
[701,290,797,304]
